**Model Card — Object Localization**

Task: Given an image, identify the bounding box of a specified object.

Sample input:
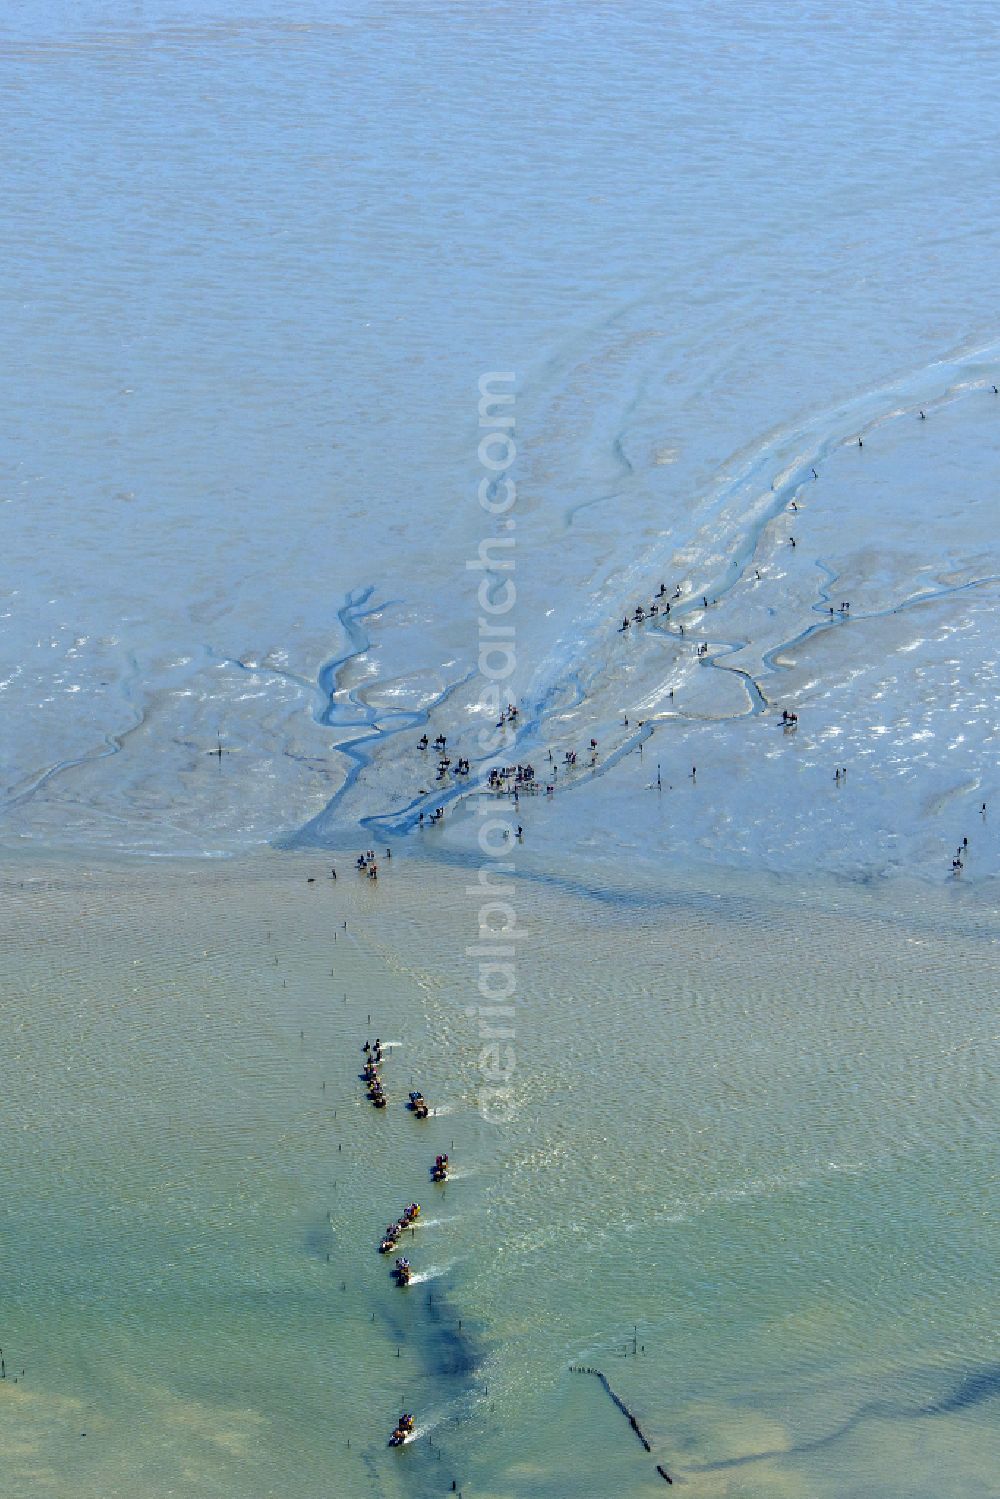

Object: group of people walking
[621,581,684,631]
[357,1035,457,1446]
[356,849,390,881]
[361,1038,387,1107]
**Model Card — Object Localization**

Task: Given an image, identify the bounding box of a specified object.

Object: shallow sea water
[1,851,997,1497]
[2,1,1000,1495]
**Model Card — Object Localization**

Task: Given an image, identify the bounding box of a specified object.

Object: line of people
[358,1036,461,1447]
[952,833,970,875]
[361,1037,387,1108]
[379,1202,421,1258]
[390,1156,450,1288]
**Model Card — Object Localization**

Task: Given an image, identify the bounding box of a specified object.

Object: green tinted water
[2,852,996,1497]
